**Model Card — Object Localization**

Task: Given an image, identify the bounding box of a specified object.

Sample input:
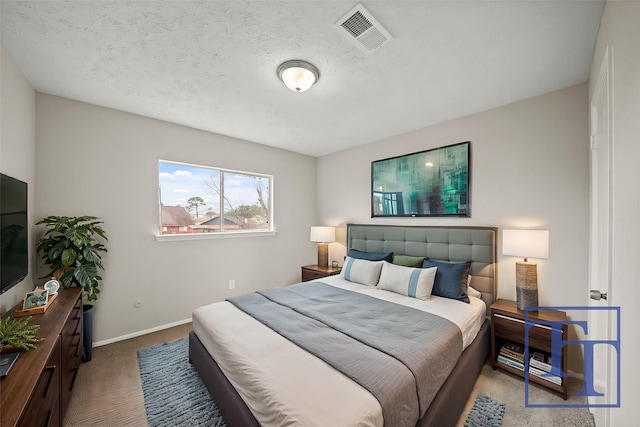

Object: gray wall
[34,94,317,344]
[317,84,590,372]
[0,44,36,313]
[589,2,640,423]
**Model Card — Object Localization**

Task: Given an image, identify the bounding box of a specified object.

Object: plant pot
[0,344,21,354]
[82,304,94,362]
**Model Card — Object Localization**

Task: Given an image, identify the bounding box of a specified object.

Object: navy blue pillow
[347,249,394,263]
[422,259,471,303]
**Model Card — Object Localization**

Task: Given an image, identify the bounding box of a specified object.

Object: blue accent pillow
[347,249,394,263]
[422,259,471,303]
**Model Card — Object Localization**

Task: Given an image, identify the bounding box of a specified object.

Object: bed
[189,224,497,427]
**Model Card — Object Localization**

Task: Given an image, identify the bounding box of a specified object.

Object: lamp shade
[310,226,335,243]
[502,230,549,260]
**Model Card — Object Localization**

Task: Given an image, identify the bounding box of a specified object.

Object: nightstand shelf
[301,265,341,282]
[490,299,568,399]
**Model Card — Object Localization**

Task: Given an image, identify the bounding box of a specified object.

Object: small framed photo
[23,289,49,310]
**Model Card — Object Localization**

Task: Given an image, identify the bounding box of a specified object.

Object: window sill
[155,230,276,242]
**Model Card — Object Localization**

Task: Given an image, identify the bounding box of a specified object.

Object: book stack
[497,342,525,371]
[529,351,562,385]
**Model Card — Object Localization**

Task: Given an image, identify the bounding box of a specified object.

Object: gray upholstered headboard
[346,224,497,315]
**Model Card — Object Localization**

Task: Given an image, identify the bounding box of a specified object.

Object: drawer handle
[69,367,79,391]
[494,313,562,332]
[43,365,56,397]
[45,409,53,427]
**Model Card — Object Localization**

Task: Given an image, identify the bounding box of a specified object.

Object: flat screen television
[371,141,470,217]
[1,173,29,293]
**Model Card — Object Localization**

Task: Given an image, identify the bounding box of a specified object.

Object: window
[158,160,273,236]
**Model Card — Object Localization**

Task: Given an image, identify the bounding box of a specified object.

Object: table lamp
[502,229,549,310]
[310,226,335,267]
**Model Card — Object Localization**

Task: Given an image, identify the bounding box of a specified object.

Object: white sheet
[192,278,486,427]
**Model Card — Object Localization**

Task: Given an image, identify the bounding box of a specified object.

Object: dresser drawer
[19,337,61,427]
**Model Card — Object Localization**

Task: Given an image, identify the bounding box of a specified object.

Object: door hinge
[590,135,597,150]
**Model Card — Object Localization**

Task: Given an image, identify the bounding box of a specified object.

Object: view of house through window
[159,160,272,235]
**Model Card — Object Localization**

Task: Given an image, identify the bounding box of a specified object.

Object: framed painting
[371,141,470,217]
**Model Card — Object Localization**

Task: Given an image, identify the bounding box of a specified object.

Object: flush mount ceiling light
[277,60,320,93]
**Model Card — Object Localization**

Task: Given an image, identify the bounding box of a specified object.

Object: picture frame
[371,141,470,217]
[23,289,49,311]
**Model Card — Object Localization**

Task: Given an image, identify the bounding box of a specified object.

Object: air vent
[335,3,393,54]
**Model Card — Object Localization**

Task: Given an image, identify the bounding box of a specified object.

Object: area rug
[464,393,506,427]
[138,337,227,427]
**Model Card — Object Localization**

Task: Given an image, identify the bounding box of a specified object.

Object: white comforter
[192,276,486,427]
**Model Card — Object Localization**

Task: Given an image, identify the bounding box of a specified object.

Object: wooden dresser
[1,287,83,427]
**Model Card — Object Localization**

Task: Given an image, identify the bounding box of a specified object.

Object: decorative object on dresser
[36,215,108,362]
[0,287,84,427]
[371,141,470,218]
[301,264,341,282]
[502,229,549,310]
[36,215,108,302]
[309,226,335,267]
[0,315,44,354]
[490,299,568,399]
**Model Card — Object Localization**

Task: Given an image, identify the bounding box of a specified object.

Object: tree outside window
[159,160,272,235]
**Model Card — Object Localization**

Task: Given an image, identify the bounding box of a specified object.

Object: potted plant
[36,215,107,361]
[0,316,44,354]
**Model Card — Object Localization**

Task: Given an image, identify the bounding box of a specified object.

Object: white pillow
[377,261,437,300]
[340,257,384,286]
[468,286,482,299]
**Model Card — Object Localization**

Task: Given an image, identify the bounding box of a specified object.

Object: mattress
[192,277,486,427]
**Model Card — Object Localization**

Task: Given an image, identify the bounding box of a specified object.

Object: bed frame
[189,224,497,427]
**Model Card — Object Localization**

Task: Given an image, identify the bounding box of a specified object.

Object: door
[588,45,615,427]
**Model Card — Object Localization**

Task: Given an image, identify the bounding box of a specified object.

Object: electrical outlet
[229,279,235,290]
[134,299,144,308]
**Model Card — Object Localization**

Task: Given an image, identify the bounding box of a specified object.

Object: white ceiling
[1,1,605,157]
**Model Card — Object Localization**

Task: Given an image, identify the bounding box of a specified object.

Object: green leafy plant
[0,316,44,353]
[36,215,108,301]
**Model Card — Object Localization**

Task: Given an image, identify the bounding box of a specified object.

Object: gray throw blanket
[228,282,463,427]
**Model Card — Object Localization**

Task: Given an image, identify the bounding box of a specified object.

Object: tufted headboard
[346,224,497,316]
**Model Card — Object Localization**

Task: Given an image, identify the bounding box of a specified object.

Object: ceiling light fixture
[277,60,320,93]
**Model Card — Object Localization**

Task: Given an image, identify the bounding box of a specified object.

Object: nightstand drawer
[494,313,562,352]
[301,265,341,282]
[302,270,326,281]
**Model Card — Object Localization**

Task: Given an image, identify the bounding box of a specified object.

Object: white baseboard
[93,317,192,347]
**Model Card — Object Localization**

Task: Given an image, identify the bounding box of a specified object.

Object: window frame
[156,160,275,241]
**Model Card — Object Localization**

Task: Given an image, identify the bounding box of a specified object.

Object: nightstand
[490,299,568,399]
[301,265,341,282]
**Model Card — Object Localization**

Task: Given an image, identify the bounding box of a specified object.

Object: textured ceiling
[1,1,605,157]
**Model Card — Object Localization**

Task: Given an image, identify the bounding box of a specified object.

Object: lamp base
[317,243,329,267]
[515,261,538,311]
[516,287,538,311]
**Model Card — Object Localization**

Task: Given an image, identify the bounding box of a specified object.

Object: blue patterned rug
[464,393,506,427]
[138,337,227,427]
